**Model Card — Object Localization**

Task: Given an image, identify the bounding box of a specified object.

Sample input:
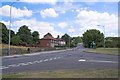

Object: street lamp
[97,25,105,49]
[8,0,19,55]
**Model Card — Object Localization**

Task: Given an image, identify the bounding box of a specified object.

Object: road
[1,45,118,74]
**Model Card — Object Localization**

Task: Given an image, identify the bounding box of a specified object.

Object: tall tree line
[0,22,39,46]
[1,22,119,48]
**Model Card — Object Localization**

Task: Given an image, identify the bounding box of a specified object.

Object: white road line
[54,57,57,59]
[88,60,118,63]
[8,64,18,67]
[49,58,53,60]
[78,59,118,63]
[39,60,43,62]
[27,62,33,64]
[44,59,49,62]
[18,63,29,66]
[33,61,40,63]
[1,66,9,69]
[78,59,86,62]
[2,57,61,70]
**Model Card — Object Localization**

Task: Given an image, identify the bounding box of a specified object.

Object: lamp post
[97,25,105,49]
[8,0,19,55]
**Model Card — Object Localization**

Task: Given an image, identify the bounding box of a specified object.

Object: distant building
[39,33,65,48]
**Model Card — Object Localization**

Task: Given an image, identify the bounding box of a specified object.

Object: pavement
[1,45,118,74]
[2,49,72,59]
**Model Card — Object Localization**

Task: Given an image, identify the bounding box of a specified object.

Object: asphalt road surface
[1,45,118,74]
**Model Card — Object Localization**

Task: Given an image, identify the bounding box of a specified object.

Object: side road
[1,49,73,59]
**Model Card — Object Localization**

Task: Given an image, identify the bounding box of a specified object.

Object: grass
[0,44,29,49]
[2,69,118,78]
[84,48,119,55]
[0,44,30,56]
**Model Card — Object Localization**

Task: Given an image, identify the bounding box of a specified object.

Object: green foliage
[32,31,39,44]
[105,37,119,48]
[71,36,82,47]
[10,30,15,38]
[82,29,104,48]
[11,35,21,45]
[0,22,40,46]
[61,33,71,47]
[17,25,33,44]
[0,22,9,44]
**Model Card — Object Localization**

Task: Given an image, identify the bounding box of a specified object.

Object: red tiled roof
[40,34,64,41]
[56,38,64,41]
[42,35,54,40]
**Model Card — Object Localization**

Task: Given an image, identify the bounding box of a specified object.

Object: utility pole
[8,0,19,55]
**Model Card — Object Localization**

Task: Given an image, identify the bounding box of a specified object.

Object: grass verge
[0,44,29,49]
[0,44,30,56]
[83,48,118,55]
[2,69,118,78]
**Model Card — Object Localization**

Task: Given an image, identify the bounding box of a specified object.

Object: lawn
[2,69,118,78]
[0,44,30,56]
[84,48,119,55]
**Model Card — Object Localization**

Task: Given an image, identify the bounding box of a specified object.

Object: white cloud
[76,10,118,37]
[0,5,32,18]
[60,10,66,14]
[40,8,59,18]
[11,19,63,38]
[68,28,75,32]
[58,22,68,29]
[21,0,56,5]
[0,21,9,27]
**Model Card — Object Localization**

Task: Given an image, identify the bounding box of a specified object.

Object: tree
[57,35,60,38]
[0,22,9,44]
[71,36,82,47]
[32,31,39,44]
[82,29,104,48]
[105,37,119,48]
[11,35,21,45]
[17,25,33,45]
[61,33,71,47]
[10,30,15,38]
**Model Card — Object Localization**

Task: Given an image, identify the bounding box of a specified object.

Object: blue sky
[0,0,119,38]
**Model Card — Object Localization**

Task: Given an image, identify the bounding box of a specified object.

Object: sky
[0,0,119,38]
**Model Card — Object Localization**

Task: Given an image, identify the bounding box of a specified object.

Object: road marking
[54,57,57,59]
[33,61,40,63]
[78,59,86,62]
[27,62,33,64]
[39,60,43,62]
[1,66,9,69]
[8,64,19,67]
[49,58,53,60]
[44,59,49,62]
[88,60,118,63]
[18,63,29,66]
[2,56,62,70]
[56,57,61,59]
[78,59,118,63]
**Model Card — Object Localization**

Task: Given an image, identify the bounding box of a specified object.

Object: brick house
[39,33,65,48]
